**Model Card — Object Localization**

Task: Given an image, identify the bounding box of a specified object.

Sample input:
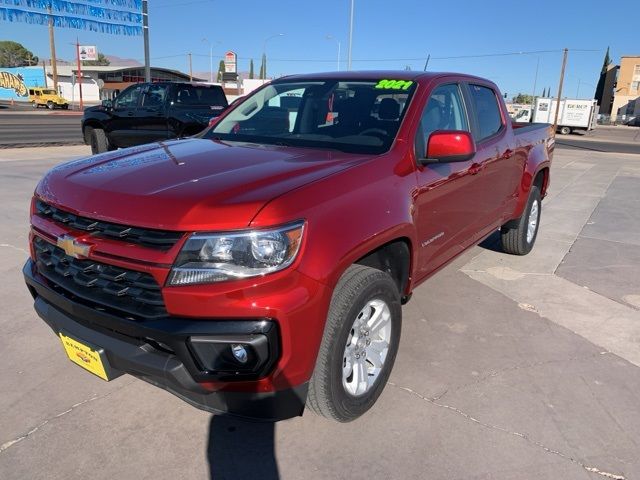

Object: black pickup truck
[82,82,228,154]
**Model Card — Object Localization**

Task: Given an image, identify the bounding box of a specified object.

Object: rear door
[462,82,521,236]
[133,83,169,144]
[167,84,228,138]
[108,84,143,148]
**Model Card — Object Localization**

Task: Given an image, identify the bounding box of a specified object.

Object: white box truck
[533,98,598,134]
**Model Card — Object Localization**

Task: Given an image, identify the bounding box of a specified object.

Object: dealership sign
[0,71,28,96]
[224,51,237,74]
[79,45,98,61]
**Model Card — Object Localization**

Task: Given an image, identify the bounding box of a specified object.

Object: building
[44,65,204,104]
[0,65,204,104]
[611,56,640,118]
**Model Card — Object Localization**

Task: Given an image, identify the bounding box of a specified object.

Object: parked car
[25,71,554,422]
[82,82,229,154]
[28,87,69,110]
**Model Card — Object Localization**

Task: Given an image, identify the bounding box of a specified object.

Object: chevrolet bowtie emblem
[56,234,92,259]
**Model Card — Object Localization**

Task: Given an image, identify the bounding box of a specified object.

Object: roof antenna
[423,54,431,71]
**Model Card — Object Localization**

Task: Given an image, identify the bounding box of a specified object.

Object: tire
[559,126,571,135]
[501,185,541,255]
[47,101,55,110]
[90,128,110,154]
[31,102,38,109]
[307,264,402,422]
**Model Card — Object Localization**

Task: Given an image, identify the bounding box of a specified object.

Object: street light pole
[326,35,341,71]
[142,0,150,82]
[347,0,354,70]
[262,33,284,80]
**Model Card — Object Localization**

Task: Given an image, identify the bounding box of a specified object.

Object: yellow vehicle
[28,87,69,110]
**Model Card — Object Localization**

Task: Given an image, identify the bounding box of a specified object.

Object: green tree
[512,93,534,104]
[83,52,110,66]
[216,59,225,82]
[259,53,266,79]
[594,46,612,106]
[0,41,38,67]
[249,59,254,79]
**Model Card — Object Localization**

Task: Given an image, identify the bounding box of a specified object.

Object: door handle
[502,149,514,159]
[468,163,483,175]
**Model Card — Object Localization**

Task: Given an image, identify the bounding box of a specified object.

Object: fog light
[231,344,248,364]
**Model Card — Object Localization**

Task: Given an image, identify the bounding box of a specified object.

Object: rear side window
[174,85,228,107]
[468,84,503,141]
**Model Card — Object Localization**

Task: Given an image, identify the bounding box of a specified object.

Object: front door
[108,84,143,148]
[412,83,484,279]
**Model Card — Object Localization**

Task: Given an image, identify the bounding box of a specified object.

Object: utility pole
[142,0,150,82]
[47,5,58,91]
[188,53,192,81]
[552,48,568,135]
[75,39,84,111]
[347,0,354,70]
[423,54,430,71]
[531,56,540,114]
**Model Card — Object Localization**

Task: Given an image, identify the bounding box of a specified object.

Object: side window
[141,84,167,108]
[114,85,142,109]
[415,84,468,157]
[468,84,503,141]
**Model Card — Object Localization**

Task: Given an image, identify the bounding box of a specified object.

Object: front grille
[33,236,167,319]
[35,199,183,250]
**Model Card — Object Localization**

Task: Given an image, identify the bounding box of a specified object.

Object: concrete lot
[0,144,639,480]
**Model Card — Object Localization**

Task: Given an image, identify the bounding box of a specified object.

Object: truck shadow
[478,229,503,253]
[207,415,279,480]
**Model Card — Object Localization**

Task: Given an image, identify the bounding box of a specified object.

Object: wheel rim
[342,298,392,397]
[527,199,539,243]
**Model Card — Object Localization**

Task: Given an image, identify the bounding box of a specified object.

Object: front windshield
[204,78,416,154]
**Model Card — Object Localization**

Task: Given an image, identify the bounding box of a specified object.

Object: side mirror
[421,130,475,164]
[101,99,113,109]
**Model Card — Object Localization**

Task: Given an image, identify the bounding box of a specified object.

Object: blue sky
[1,0,636,99]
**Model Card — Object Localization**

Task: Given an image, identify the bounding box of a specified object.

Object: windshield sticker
[375,79,413,91]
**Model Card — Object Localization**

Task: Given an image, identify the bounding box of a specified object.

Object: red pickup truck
[24,71,553,422]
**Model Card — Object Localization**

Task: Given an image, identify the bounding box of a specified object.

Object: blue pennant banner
[0,0,142,23]
[0,7,143,35]
[84,0,142,10]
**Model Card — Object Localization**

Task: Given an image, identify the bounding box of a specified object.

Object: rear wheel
[559,126,571,135]
[90,128,110,154]
[47,101,55,110]
[501,186,541,255]
[306,265,402,422]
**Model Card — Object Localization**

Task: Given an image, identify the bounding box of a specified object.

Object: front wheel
[90,128,110,154]
[47,101,55,110]
[306,265,402,422]
[501,186,541,255]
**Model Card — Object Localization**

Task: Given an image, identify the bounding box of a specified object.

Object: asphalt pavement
[0,144,639,479]
[0,112,83,147]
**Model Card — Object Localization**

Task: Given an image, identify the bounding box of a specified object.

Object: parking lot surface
[1,144,639,480]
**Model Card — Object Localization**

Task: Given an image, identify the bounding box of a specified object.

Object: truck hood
[36,138,368,230]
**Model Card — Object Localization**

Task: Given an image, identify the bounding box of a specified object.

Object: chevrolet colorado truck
[82,82,228,154]
[24,71,553,422]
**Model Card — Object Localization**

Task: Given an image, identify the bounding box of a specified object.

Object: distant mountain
[105,55,141,66]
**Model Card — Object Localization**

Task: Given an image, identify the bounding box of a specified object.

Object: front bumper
[24,260,307,421]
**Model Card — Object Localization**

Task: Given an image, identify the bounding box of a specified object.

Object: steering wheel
[359,128,388,139]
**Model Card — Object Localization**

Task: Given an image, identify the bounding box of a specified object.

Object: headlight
[168,221,304,285]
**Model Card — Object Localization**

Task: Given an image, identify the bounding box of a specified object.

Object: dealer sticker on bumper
[59,332,110,381]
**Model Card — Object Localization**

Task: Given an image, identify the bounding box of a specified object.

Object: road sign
[79,46,97,61]
[222,72,238,82]
[224,51,237,74]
